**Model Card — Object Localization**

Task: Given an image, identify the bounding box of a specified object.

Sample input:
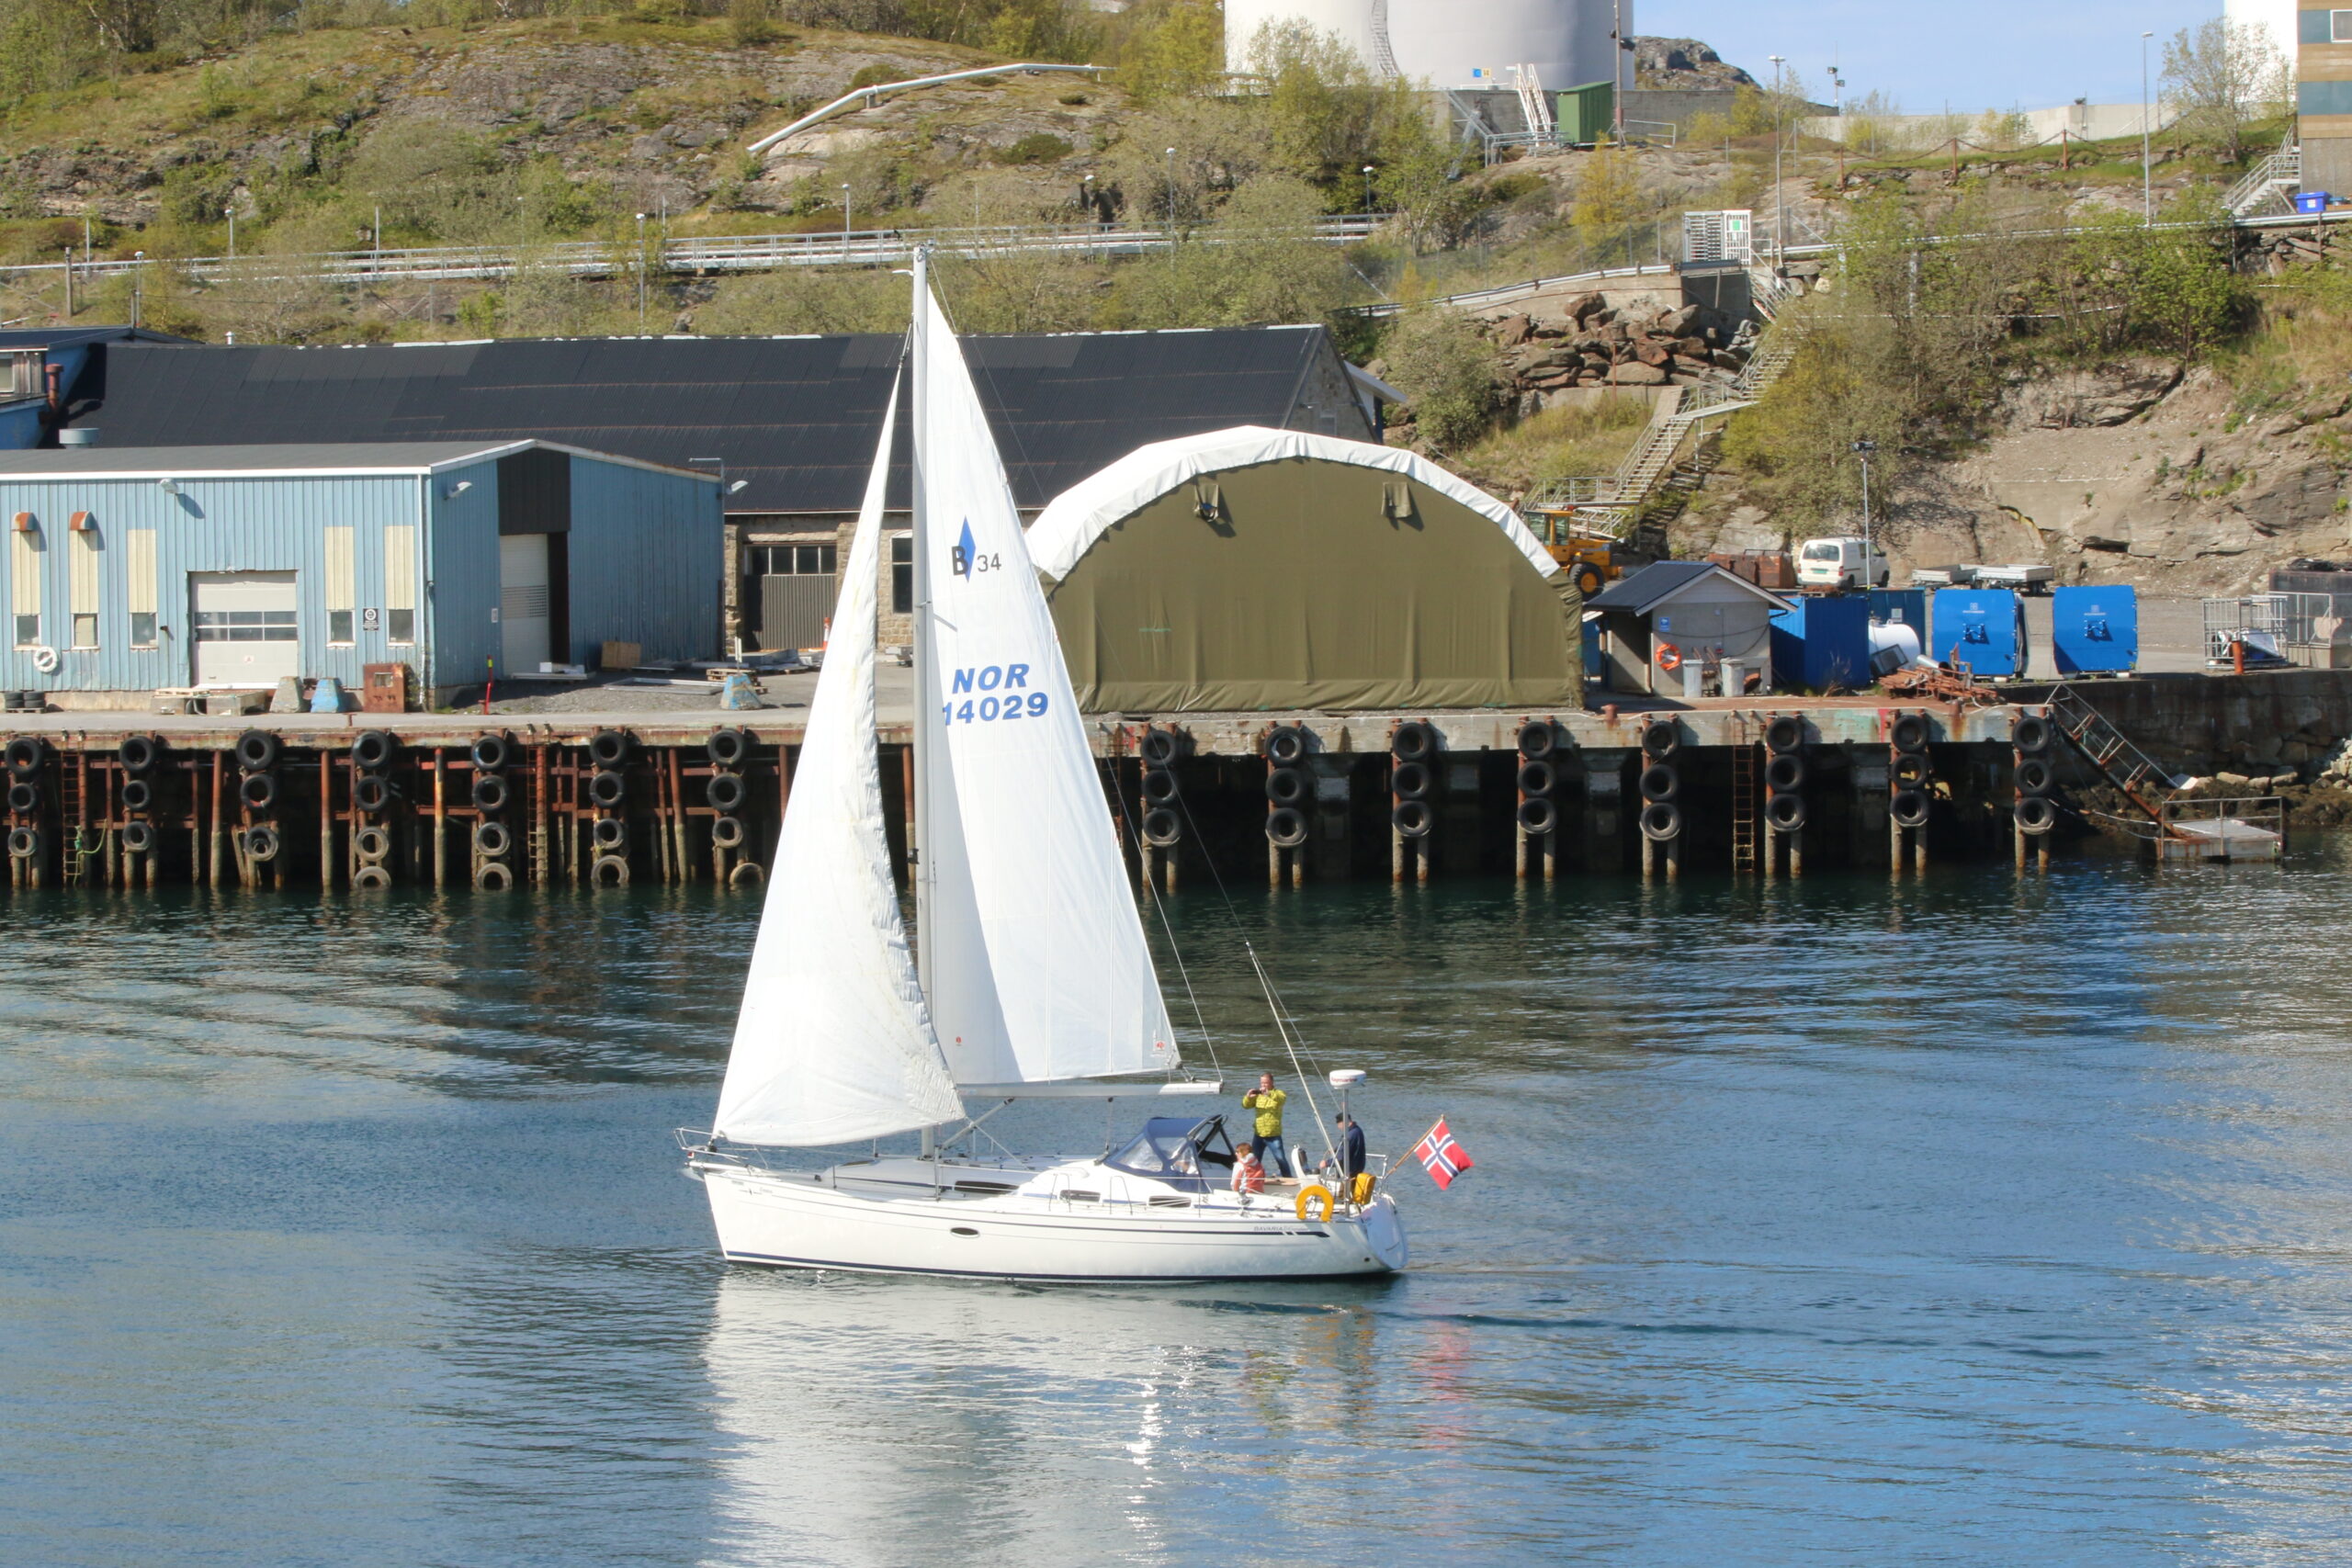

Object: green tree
[1115,0,1221,103]
[1103,175,1354,329]
[1247,19,1425,199]
[2163,17,2292,165]
[1380,307,1500,452]
[1570,147,1642,256]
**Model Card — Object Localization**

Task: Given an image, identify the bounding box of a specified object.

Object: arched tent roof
[1029,426,1559,584]
[1031,426,1577,714]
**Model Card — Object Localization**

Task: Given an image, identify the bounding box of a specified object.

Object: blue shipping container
[1928,589,2029,678]
[2051,584,2138,674]
[1867,588,1927,633]
[1770,592,1871,691]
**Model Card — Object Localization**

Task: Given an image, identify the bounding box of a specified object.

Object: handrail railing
[2,215,1385,287]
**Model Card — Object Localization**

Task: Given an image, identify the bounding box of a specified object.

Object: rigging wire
[1169,776,1341,1173]
[1107,746,1221,1078]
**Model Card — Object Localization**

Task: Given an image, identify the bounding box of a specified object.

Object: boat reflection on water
[701,1269,1394,1562]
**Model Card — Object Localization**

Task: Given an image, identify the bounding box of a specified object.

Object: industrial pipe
[746,63,1107,156]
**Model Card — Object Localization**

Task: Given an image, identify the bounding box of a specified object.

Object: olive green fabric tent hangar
[1029,427,1580,714]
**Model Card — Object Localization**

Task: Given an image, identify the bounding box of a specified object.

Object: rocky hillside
[1674,355,2352,599]
[0,15,1113,249]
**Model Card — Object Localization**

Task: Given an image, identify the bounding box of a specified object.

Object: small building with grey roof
[1585,560,1789,697]
[0,441,719,706]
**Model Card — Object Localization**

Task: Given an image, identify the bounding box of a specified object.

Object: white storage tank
[2224,0,2298,65]
[1227,0,1624,92]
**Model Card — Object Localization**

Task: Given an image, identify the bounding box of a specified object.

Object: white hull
[695,1156,1408,1282]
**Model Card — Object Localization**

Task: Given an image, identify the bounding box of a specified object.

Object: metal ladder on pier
[1730,740,1759,872]
[2046,683,2176,826]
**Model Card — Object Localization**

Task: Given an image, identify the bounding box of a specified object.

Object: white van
[1796,536,1890,591]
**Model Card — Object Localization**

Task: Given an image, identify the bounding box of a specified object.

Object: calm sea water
[6,846,2352,1566]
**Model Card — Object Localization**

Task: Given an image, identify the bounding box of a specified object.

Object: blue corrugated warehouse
[0,441,719,706]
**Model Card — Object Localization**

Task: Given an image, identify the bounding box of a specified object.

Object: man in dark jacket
[1335,1112,1367,1180]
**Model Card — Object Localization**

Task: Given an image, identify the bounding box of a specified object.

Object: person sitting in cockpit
[1230,1140,1266,1199]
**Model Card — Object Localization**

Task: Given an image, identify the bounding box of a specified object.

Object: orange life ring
[1655,642,1682,671]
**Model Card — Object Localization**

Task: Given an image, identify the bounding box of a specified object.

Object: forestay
[715,378,964,1147]
[911,279,1179,1088]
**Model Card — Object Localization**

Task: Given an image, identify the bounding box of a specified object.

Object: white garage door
[191,571,300,687]
[500,534,550,673]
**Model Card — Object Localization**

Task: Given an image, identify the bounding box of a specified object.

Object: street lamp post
[1164,147,1178,230]
[2142,30,2155,224]
[840,185,852,253]
[635,212,647,329]
[1769,55,1787,261]
[1363,164,1376,215]
[131,251,143,330]
[225,207,235,262]
[1852,438,1878,576]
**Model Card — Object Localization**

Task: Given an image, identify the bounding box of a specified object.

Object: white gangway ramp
[910,276,1180,1092]
[713,378,964,1149]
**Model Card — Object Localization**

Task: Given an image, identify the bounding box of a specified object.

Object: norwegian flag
[1413,1118,1474,1190]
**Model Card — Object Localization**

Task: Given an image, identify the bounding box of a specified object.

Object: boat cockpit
[1103,1115,1238,1194]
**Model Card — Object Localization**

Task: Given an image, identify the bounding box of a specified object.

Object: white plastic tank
[1869,620,1923,678]
[1227,0,1623,91]
[2224,0,2299,67]
[1389,0,1623,92]
[1225,0,1380,74]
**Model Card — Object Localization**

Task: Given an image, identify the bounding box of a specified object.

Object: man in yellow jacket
[1241,1073,1289,1179]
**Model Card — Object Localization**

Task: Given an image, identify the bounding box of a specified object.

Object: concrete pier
[0,675,2316,893]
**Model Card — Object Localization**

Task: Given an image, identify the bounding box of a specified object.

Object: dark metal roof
[0,326,193,351]
[1586,559,1789,615]
[0,439,708,479]
[66,328,1347,515]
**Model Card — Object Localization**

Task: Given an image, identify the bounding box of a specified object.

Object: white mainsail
[714,379,964,1146]
[910,273,1180,1089]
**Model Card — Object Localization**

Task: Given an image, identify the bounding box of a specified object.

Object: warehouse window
[127,528,157,648]
[68,523,98,649]
[749,543,838,576]
[384,524,416,644]
[324,525,356,645]
[2301,79,2352,115]
[8,525,35,649]
[891,536,912,614]
[2338,10,2352,43]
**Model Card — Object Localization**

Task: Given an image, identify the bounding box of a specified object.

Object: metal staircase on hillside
[1522,268,1807,539]
[2225,144,2301,219]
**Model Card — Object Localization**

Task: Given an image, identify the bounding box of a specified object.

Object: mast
[910,247,939,1158]
[910,245,936,1005]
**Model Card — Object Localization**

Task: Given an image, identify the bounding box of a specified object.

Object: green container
[1556,81,1615,145]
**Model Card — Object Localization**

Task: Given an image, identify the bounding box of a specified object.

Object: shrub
[998,133,1072,165]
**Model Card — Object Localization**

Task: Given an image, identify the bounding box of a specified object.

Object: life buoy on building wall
[28,646,58,675]
[1654,641,1682,672]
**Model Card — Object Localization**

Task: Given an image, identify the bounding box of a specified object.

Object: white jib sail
[714,377,964,1147]
[912,282,1179,1087]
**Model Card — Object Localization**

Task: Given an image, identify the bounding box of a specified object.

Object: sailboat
[683,257,1408,1281]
